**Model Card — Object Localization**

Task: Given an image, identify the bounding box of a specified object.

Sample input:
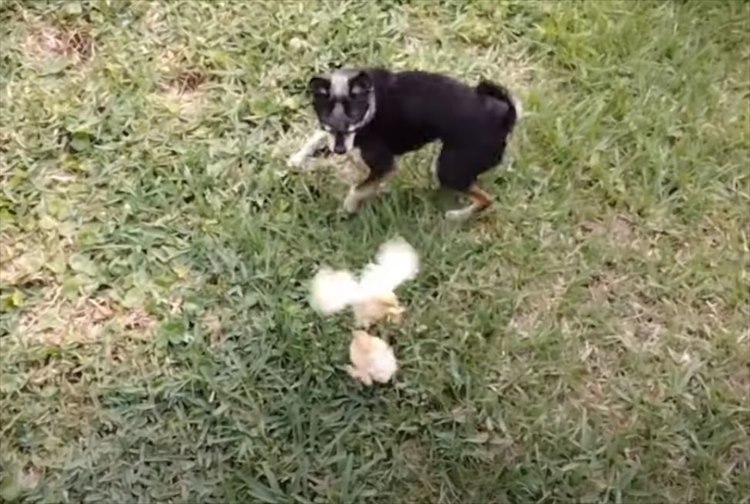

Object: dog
[287,68,521,221]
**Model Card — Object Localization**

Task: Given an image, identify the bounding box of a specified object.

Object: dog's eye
[350,86,364,97]
[314,87,329,97]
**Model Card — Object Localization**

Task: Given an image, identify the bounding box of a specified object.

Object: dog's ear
[349,71,373,95]
[309,76,330,97]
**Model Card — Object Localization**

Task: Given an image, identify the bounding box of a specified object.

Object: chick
[309,237,419,327]
[351,291,405,328]
[347,330,398,385]
[309,267,360,316]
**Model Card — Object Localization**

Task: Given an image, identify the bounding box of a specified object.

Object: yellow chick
[347,330,398,385]
[352,291,405,328]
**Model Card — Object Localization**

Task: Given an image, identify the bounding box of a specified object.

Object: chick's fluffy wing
[358,238,419,298]
[310,267,360,315]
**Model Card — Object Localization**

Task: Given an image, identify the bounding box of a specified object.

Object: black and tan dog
[288,68,522,221]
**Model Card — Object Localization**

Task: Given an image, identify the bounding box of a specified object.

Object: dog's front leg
[287,130,329,169]
[344,144,396,213]
[343,164,397,213]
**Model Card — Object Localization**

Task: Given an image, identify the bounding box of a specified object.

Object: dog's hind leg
[444,184,493,222]
[436,146,496,222]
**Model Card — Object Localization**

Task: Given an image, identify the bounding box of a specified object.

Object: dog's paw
[287,152,308,170]
[375,182,391,196]
[445,208,473,222]
[343,194,361,214]
[343,187,364,214]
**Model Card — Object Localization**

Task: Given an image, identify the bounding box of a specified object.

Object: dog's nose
[333,144,347,154]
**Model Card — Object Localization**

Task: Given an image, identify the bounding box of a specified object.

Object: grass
[0,0,748,502]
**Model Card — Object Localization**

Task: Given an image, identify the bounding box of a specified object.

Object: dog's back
[359,68,519,154]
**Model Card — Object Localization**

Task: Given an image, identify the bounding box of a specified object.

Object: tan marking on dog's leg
[445,184,493,222]
[468,185,493,211]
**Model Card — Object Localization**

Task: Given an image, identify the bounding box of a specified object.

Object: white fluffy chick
[309,238,419,327]
[347,330,398,385]
[308,268,359,315]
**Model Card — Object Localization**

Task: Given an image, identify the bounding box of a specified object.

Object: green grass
[1,0,749,502]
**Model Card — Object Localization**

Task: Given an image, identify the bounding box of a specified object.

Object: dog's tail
[476,80,523,130]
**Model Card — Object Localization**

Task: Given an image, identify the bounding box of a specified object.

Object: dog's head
[308,69,375,155]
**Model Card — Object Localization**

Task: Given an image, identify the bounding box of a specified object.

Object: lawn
[0,0,748,502]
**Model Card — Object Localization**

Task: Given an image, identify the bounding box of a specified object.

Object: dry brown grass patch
[16,292,158,346]
[23,24,94,64]
[576,342,635,434]
[575,214,635,245]
[142,2,168,38]
[0,463,44,501]
[201,307,234,347]
[586,269,628,305]
[0,236,51,289]
[168,69,208,95]
[0,128,11,154]
[509,276,567,336]
[727,358,750,404]
[154,65,210,117]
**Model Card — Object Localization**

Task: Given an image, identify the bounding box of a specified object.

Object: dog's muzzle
[333,133,347,154]
[331,132,355,155]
